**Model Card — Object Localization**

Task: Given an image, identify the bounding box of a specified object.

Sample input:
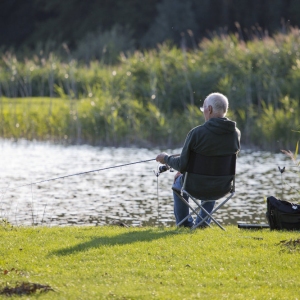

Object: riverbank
[0,224,299,299]
[1,29,300,150]
[0,96,299,151]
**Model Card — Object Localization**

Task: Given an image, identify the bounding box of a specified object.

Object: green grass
[0,96,201,147]
[0,224,299,299]
[0,95,299,149]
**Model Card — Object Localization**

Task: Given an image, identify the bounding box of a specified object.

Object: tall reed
[1,29,300,149]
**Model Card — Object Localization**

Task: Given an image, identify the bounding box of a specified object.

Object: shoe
[193,223,209,229]
[179,223,194,228]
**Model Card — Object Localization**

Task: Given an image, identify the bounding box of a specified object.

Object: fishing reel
[153,164,174,177]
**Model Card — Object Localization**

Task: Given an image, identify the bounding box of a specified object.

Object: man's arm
[156,130,194,172]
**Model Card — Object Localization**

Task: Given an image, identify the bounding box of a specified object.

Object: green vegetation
[1,30,300,149]
[0,224,299,299]
[282,141,300,196]
[0,96,192,146]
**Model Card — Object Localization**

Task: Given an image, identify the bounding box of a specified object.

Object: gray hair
[205,92,228,116]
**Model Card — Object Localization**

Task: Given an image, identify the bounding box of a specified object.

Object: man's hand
[156,152,168,164]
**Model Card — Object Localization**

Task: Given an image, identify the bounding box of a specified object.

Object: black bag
[266,196,300,230]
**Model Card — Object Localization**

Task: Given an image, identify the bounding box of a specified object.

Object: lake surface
[0,139,299,227]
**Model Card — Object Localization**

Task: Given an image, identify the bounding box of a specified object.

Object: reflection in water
[0,140,298,227]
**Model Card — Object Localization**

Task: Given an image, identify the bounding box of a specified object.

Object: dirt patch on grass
[278,238,300,253]
[0,282,54,296]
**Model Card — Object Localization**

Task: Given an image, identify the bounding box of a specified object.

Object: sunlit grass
[0,225,299,299]
[0,96,203,147]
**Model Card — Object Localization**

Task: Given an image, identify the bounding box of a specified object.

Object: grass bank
[0,224,299,299]
[0,96,202,147]
[0,96,299,150]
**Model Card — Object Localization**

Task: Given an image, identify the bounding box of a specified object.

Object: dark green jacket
[164,117,241,199]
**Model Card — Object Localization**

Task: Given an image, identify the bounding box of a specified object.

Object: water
[0,139,299,227]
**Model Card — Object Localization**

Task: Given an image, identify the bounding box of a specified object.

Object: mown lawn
[0,224,299,299]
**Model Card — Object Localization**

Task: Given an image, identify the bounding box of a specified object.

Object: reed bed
[0,96,202,147]
[1,30,300,149]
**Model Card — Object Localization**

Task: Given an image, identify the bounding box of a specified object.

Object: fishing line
[0,183,10,219]
[30,182,35,225]
[156,175,159,225]
[4,158,156,191]
[2,154,180,225]
[153,159,178,226]
[5,154,180,192]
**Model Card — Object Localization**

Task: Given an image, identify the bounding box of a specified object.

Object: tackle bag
[266,196,300,230]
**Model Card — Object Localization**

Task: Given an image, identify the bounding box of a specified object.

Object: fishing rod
[5,158,156,191]
[153,153,180,177]
[3,153,181,192]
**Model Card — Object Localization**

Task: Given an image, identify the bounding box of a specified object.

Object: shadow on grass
[50,229,180,256]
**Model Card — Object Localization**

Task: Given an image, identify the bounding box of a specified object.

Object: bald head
[204,93,228,118]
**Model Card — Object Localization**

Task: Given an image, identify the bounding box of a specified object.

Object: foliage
[1,0,300,52]
[0,225,300,299]
[253,97,300,150]
[0,96,193,147]
[74,25,135,65]
[1,29,300,149]
[0,219,14,231]
[281,141,300,196]
[141,0,198,48]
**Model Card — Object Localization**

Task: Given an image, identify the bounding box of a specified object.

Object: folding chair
[172,152,236,231]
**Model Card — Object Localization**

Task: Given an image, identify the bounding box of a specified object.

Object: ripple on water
[0,140,298,227]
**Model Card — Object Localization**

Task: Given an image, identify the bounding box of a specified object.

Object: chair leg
[174,190,235,231]
[173,190,201,227]
[174,190,209,228]
[189,192,235,231]
[184,197,216,229]
[192,207,225,231]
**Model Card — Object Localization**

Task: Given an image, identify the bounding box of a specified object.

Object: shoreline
[0,137,283,153]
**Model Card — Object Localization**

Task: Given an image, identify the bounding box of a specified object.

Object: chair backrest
[181,152,236,199]
[186,152,236,176]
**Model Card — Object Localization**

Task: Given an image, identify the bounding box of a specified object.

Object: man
[156,92,241,228]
